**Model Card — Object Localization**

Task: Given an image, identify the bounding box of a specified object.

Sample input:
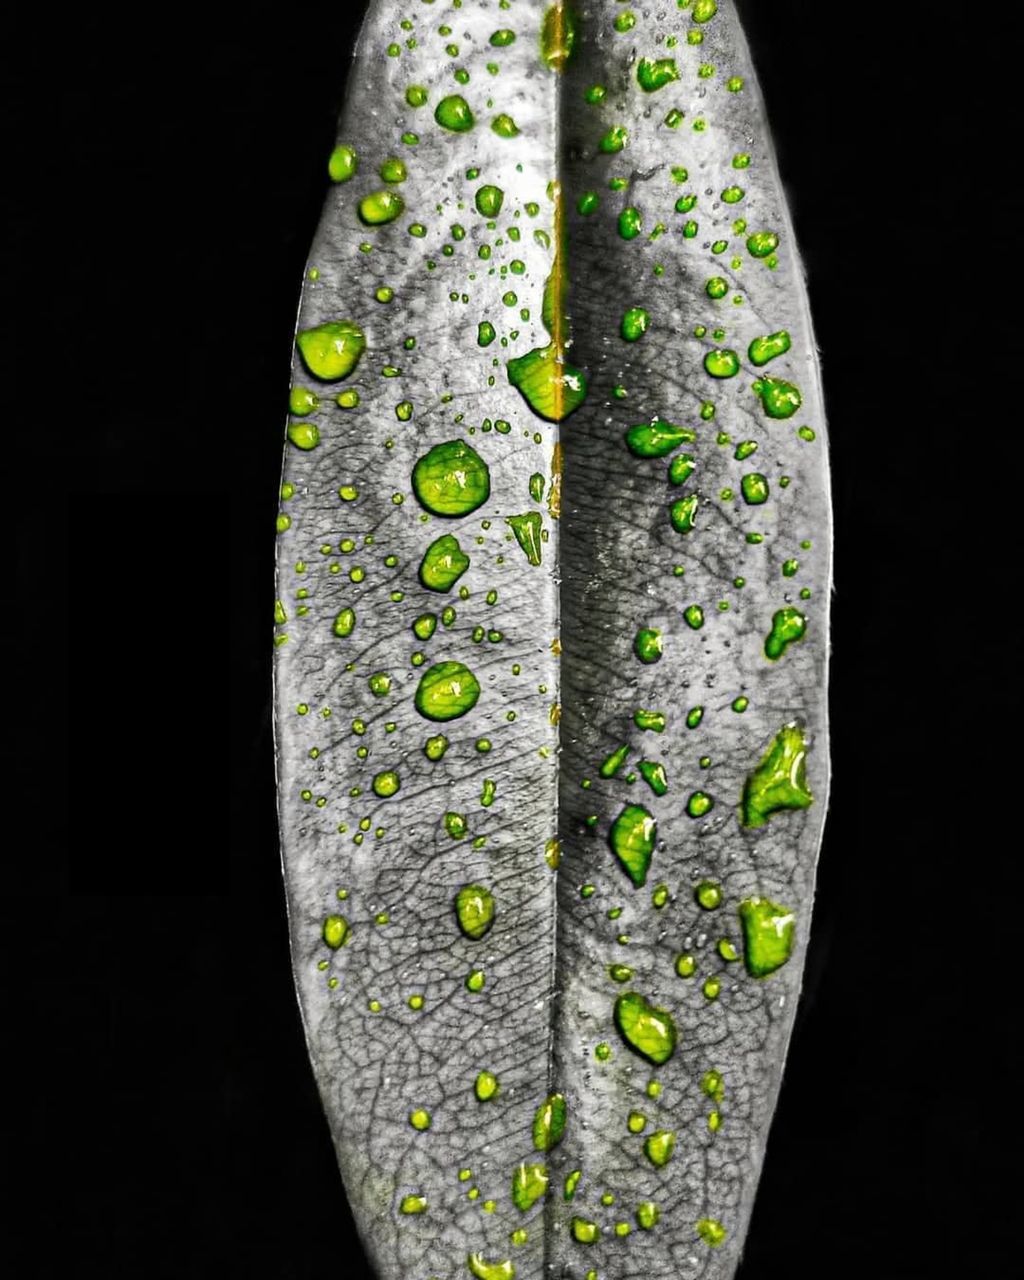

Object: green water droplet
[634,628,663,664]
[638,760,668,796]
[506,512,543,565]
[542,4,577,71]
[466,968,485,992]
[609,805,656,887]
[600,125,628,153]
[764,606,806,659]
[332,607,355,638]
[456,884,496,940]
[614,991,677,1064]
[748,329,791,367]
[467,1255,514,1280]
[445,811,468,839]
[507,345,587,422]
[676,953,696,978]
[577,191,599,215]
[625,419,695,458]
[409,1108,432,1131]
[435,95,475,131]
[533,1092,567,1151]
[742,721,813,827]
[739,472,769,506]
[644,1130,676,1167]
[627,1110,648,1134]
[289,386,319,415]
[512,1163,548,1212]
[424,733,449,761]
[492,113,519,137]
[704,348,740,378]
[475,184,504,217]
[636,1201,660,1230]
[379,156,407,184]
[695,880,722,910]
[490,28,516,47]
[287,420,319,450]
[563,1170,581,1201]
[742,896,793,972]
[419,533,470,591]
[412,440,491,516]
[634,709,666,732]
[637,56,679,91]
[696,1218,727,1247]
[621,307,649,341]
[754,376,802,418]
[358,189,404,226]
[683,604,704,629]
[296,320,365,382]
[747,230,779,258]
[478,321,496,347]
[670,495,699,533]
[570,1217,600,1245]
[668,454,696,486]
[705,276,728,300]
[406,84,428,107]
[327,145,357,182]
[600,744,630,778]
[686,790,713,818]
[609,963,634,983]
[415,661,481,721]
[480,778,496,808]
[413,613,437,641]
[322,915,349,949]
[474,1069,500,1101]
[618,207,643,240]
[372,770,400,798]
[400,1194,427,1215]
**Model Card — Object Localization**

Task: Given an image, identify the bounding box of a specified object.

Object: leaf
[274,3,830,1278]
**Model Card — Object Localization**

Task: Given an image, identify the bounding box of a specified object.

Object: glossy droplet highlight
[742,721,813,827]
[415,661,482,722]
[327,144,357,182]
[748,329,791,366]
[476,184,504,217]
[506,512,543,565]
[358,190,404,226]
[765,606,806,659]
[296,320,366,382]
[637,57,680,91]
[643,1130,676,1167]
[322,915,349,949]
[739,897,796,977]
[704,348,740,378]
[625,419,695,458]
[412,440,491,516]
[754,377,802,419]
[533,1093,567,1151]
[467,1254,514,1280]
[419,534,470,591]
[614,991,678,1065]
[455,884,496,940]
[512,1163,549,1212]
[609,805,657,887]
[621,307,649,341]
[435,95,475,132]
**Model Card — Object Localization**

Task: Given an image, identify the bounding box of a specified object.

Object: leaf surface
[274,3,830,1277]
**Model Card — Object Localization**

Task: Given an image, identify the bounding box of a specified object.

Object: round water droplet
[455,884,496,940]
[412,440,491,516]
[415,661,481,721]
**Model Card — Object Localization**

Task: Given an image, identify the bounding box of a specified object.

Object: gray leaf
[274,3,830,1278]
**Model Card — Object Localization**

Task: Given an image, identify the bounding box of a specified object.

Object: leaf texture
[274,3,831,1278]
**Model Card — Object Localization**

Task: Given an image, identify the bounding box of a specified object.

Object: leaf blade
[275,3,830,1278]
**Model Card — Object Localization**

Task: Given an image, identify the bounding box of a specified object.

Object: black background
[4,3,1013,1277]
